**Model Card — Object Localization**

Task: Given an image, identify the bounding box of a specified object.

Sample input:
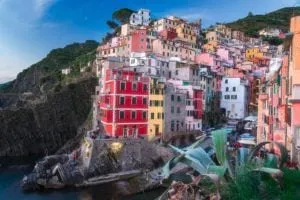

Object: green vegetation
[159,129,299,199]
[35,40,98,86]
[112,8,135,24]
[2,8,135,94]
[3,40,98,93]
[102,8,135,43]
[0,82,12,92]
[262,36,284,46]
[228,7,300,37]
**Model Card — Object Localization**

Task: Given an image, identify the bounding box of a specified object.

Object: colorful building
[152,39,196,61]
[168,80,203,131]
[176,22,197,44]
[288,16,300,164]
[148,78,165,140]
[246,47,264,60]
[99,69,150,138]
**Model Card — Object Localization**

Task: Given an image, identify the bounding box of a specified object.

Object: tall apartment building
[99,69,150,138]
[221,77,249,119]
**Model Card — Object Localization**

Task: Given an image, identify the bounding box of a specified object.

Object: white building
[168,60,201,84]
[258,28,281,37]
[130,9,151,26]
[221,77,249,119]
[62,68,71,75]
[126,52,169,78]
[121,24,134,36]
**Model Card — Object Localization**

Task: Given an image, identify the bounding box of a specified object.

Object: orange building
[257,16,300,166]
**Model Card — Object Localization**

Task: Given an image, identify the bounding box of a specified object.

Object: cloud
[34,0,56,18]
[0,0,58,81]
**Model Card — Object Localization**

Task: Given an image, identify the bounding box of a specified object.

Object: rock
[22,139,174,193]
[0,77,97,157]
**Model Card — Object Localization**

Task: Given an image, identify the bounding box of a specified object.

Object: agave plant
[159,129,288,199]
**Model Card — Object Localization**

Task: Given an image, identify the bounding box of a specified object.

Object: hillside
[227,7,300,37]
[0,40,99,157]
[1,40,98,97]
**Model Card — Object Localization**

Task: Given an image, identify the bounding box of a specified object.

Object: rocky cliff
[0,77,97,157]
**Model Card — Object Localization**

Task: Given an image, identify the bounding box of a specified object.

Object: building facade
[99,69,150,138]
[130,9,151,26]
[221,77,249,119]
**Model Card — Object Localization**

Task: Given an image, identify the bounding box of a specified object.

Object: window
[143,98,147,105]
[132,83,137,91]
[177,96,181,102]
[119,111,125,119]
[225,79,228,84]
[186,100,191,106]
[171,120,175,132]
[143,84,148,91]
[233,87,236,92]
[150,100,153,106]
[154,100,159,106]
[157,113,161,119]
[120,96,125,105]
[226,87,229,92]
[161,101,164,106]
[177,107,181,113]
[171,106,174,113]
[231,95,237,100]
[120,82,125,90]
[171,95,174,101]
[162,113,164,119]
[175,70,178,75]
[224,95,230,99]
[143,111,147,120]
[151,112,155,119]
[132,111,136,119]
[132,97,137,104]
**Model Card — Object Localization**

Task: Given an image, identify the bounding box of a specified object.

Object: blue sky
[0,0,299,83]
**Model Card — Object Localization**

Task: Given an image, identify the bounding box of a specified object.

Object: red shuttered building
[99,69,150,137]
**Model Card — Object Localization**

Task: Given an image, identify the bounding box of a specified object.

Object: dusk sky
[0,0,299,83]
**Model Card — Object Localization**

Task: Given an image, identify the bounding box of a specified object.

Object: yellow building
[203,40,218,52]
[176,23,197,44]
[246,47,263,60]
[148,79,165,141]
[214,24,232,38]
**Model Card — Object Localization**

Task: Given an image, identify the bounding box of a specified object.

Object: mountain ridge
[227,7,300,37]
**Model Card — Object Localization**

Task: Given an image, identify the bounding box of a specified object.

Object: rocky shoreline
[22,138,174,195]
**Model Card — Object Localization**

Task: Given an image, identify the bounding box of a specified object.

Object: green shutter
[277,74,281,86]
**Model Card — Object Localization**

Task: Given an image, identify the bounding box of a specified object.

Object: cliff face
[0,77,97,157]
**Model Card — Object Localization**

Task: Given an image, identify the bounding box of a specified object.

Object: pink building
[152,39,196,61]
[131,29,152,53]
[195,53,214,66]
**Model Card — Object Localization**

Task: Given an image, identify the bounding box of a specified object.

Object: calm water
[0,166,164,200]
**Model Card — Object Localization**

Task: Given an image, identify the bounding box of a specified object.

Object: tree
[112,8,135,24]
[248,11,254,17]
[106,20,118,29]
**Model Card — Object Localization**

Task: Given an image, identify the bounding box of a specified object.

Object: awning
[238,139,256,145]
[244,116,257,122]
